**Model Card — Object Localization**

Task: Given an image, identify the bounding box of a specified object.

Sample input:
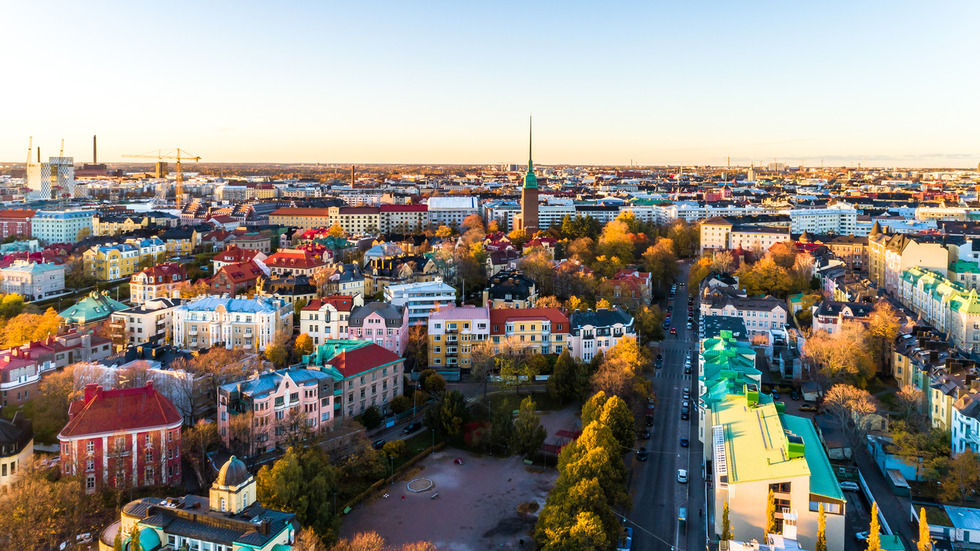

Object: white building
[172,296,292,351]
[567,308,637,362]
[27,156,75,200]
[299,294,363,345]
[110,298,185,347]
[425,196,479,227]
[31,210,94,244]
[384,278,457,325]
[951,391,980,455]
[789,204,859,235]
[0,261,65,301]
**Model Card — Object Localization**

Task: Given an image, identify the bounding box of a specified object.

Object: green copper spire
[524,115,538,189]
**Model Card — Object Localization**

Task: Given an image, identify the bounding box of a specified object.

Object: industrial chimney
[93,135,97,164]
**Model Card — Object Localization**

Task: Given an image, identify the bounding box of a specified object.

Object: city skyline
[3,0,979,168]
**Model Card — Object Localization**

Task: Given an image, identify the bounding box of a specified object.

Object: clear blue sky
[3,0,979,167]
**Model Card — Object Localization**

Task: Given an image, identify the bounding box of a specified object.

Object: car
[641,429,651,440]
[677,469,688,483]
[670,328,677,335]
[372,439,386,450]
[840,481,860,492]
[681,410,689,420]
[682,399,690,409]
[684,365,691,374]
[800,404,818,412]
[855,531,869,541]
[403,421,422,434]
[59,534,93,550]
[636,447,649,461]
[680,437,689,447]
[686,323,692,329]
[682,387,690,398]
[616,527,634,551]
[790,390,802,401]
[771,389,780,400]
[645,414,654,426]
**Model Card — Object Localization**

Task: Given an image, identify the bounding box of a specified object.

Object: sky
[3,0,979,168]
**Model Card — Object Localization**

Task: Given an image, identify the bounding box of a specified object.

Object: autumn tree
[596,393,635,452]
[548,350,589,405]
[711,250,736,274]
[592,337,647,401]
[497,336,534,395]
[721,500,733,541]
[296,333,315,356]
[822,384,880,447]
[897,384,926,428]
[511,396,547,459]
[736,256,793,298]
[918,508,932,551]
[765,489,778,539]
[518,249,556,296]
[641,238,679,296]
[331,532,435,551]
[405,325,428,371]
[890,421,950,481]
[803,325,875,385]
[868,502,881,551]
[816,503,827,551]
[469,339,497,401]
[185,347,251,405]
[867,300,902,373]
[567,237,595,265]
[257,446,341,545]
[0,462,94,550]
[424,390,469,445]
[535,295,562,309]
[597,220,634,266]
[666,219,700,258]
[634,305,665,343]
[928,449,980,503]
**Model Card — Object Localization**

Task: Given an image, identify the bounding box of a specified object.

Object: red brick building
[210,260,265,296]
[59,382,182,494]
[0,209,35,239]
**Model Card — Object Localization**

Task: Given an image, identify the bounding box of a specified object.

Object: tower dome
[216,456,250,487]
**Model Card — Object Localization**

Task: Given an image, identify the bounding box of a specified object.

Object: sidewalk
[854,447,917,550]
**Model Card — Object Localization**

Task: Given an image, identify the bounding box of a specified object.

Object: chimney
[93,135,97,164]
[84,384,102,403]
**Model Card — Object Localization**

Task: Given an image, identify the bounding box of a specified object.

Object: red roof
[304,294,356,312]
[215,261,264,283]
[271,208,332,217]
[209,215,237,224]
[338,207,380,215]
[326,343,403,378]
[214,245,261,264]
[380,204,427,213]
[266,249,325,269]
[489,308,570,332]
[0,209,35,220]
[59,382,182,439]
[136,262,187,280]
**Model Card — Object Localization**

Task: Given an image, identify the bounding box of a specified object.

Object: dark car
[681,410,689,420]
[403,421,422,434]
[645,415,654,426]
[636,447,649,461]
[372,439,386,450]
[680,437,689,447]
[790,389,802,401]
[684,365,691,374]
[771,389,780,400]
[800,404,818,412]
[641,429,651,440]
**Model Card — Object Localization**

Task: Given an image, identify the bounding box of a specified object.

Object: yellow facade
[166,237,194,256]
[93,216,149,236]
[84,247,138,281]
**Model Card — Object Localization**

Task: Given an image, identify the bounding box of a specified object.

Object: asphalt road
[629,262,706,551]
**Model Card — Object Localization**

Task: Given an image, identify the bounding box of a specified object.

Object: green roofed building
[697,330,761,456]
[710,392,845,551]
[58,291,129,326]
[900,266,980,352]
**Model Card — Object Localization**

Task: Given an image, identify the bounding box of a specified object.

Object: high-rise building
[26,156,75,199]
[513,117,539,234]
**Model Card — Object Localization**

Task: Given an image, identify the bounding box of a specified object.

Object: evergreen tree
[816,503,827,551]
[721,500,733,541]
[512,396,548,458]
[764,489,778,539]
[256,447,341,544]
[868,502,882,551]
[113,531,123,551]
[130,526,142,551]
[918,507,931,551]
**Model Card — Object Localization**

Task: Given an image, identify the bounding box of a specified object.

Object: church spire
[524,115,538,189]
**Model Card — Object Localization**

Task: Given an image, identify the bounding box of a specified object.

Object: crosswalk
[654,371,690,380]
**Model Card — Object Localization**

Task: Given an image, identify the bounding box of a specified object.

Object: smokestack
[351,165,355,187]
[93,135,97,164]
[37,147,40,163]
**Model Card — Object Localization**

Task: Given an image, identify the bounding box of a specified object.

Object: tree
[867,300,902,373]
[489,400,516,455]
[897,384,926,428]
[891,421,950,482]
[425,390,468,444]
[405,325,428,371]
[296,333,315,356]
[360,406,383,430]
[592,337,647,400]
[598,394,635,452]
[667,220,699,258]
[868,502,881,551]
[596,298,612,310]
[331,532,435,551]
[634,305,665,343]
[130,525,143,551]
[918,507,932,551]
[228,412,258,461]
[182,420,219,489]
[822,384,880,447]
[721,500,733,541]
[816,503,827,551]
[519,249,557,297]
[597,220,634,265]
[497,336,534,395]
[929,449,980,503]
[257,447,341,544]
[389,395,412,415]
[327,223,345,238]
[548,351,589,405]
[736,256,794,298]
[565,295,587,312]
[419,370,446,395]
[641,238,679,296]
[293,298,309,318]
[382,440,408,462]
[711,250,736,274]
[266,342,289,369]
[765,489,778,539]
[802,324,875,384]
[0,462,93,550]
[469,339,497,402]
[535,295,563,309]
[512,396,547,459]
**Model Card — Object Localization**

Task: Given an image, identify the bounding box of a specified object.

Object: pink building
[347,302,410,356]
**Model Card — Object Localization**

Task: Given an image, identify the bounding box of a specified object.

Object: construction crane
[122,148,201,209]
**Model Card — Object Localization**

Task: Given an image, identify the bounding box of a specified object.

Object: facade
[385,278,457,324]
[483,269,538,309]
[0,209,34,238]
[810,301,875,334]
[711,393,846,551]
[172,296,292,351]
[700,217,734,255]
[567,308,637,362]
[900,267,980,353]
[212,245,268,272]
[268,208,333,229]
[327,206,381,235]
[427,306,491,371]
[31,210,94,244]
[730,225,792,253]
[300,294,362,345]
[0,261,65,301]
[59,383,182,494]
[379,204,428,233]
[951,391,980,455]
[27,156,75,199]
[265,248,326,276]
[218,368,337,452]
[129,263,188,305]
[102,456,297,551]
[347,302,410,356]
[83,243,139,280]
[304,340,405,418]
[700,288,788,341]
[425,197,479,227]
[230,232,272,254]
[109,298,185,347]
[0,413,33,491]
[489,308,570,355]
[789,204,859,235]
[210,261,265,297]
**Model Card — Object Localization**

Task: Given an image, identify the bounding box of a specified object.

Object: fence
[342,442,448,514]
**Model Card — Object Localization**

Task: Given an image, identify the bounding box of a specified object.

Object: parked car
[677,469,689,483]
[855,531,869,541]
[680,437,689,447]
[670,328,677,335]
[684,365,691,374]
[771,389,780,400]
[641,429,651,440]
[790,389,802,401]
[645,415,654,426]
[372,439,386,450]
[403,421,422,434]
[636,447,649,461]
[616,527,634,551]
[681,410,689,420]
[682,387,690,399]
[800,404,818,412]
[59,534,93,550]
[840,481,860,492]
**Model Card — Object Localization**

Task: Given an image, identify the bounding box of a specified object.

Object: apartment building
[83,243,139,280]
[788,204,859,235]
[59,383,182,493]
[427,306,491,371]
[711,393,845,551]
[378,204,429,233]
[299,294,363,345]
[900,267,980,353]
[172,296,292,352]
[110,298,185,346]
[130,263,188,305]
[265,248,326,276]
[0,209,34,238]
[869,231,952,295]
[327,206,381,235]
[0,261,65,301]
[700,287,788,341]
[483,270,538,309]
[810,301,875,334]
[567,308,637,362]
[426,197,479,226]
[385,278,457,325]
[0,413,33,491]
[268,207,333,229]
[31,210,93,244]
[304,340,405,418]
[347,302,410,356]
[210,261,265,297]
[489,308,569,355]
[212,245,268,272]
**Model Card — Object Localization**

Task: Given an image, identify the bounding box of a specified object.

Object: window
[86,441,94,454]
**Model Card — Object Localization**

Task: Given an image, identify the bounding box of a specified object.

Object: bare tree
[822,384,880,447]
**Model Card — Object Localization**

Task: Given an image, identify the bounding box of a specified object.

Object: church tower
[515,116,539,235]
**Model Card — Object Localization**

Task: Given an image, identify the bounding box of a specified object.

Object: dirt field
[340,407,580,550]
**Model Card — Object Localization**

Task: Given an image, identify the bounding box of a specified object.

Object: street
[629,262,706,551]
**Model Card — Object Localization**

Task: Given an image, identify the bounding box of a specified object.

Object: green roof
[59,291,129,324]
[781,414,844,501]
[950,259,980,275]
[879,535,906,551]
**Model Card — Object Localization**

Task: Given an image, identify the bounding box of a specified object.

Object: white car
[839,481,859,491]
[59,534,93,550]
[677,469,689,483]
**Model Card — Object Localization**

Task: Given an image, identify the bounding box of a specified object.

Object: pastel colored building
[0,261,65,301]
[489,308,570,355]
[304,340,405,418]
[0,413,33,491]
[172,296,292,352]
[31,210,94,245]
[129,263,188,305]
[568,307,637,362]
[299,294,363,345]
[347,302,410,355]
[427,305,490,371]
